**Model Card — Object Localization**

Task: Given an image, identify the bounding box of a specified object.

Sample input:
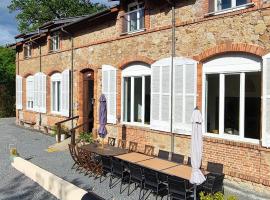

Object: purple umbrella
[98,94,108,139]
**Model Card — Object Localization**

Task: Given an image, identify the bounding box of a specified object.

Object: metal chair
[143,169,167,200]
[100,155,112,183]
[118,139,126,149]
[77,147,96,175]
[144,145,155,156]
[108,137,116,146]
[68,144,80,170]
[129,141,138,152]
[187,157,191,166]
[200,173,225,194]
[128,163,144,199]
[110,158,130,194]
[171,153,184,164]
[206,162,224,174]
[158,150,169,160]
[167,176,192,200]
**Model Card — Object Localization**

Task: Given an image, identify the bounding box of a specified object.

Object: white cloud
[0,25,16,45]
[0,0,11,9]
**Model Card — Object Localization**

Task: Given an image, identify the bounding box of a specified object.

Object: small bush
[79,132,93,144]
[200,192,237,200]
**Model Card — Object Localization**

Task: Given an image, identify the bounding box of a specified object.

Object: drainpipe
[169,0,176,154]
[61,28,74,130]
[30,38,42,127]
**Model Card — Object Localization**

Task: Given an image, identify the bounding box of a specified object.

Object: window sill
[49,112,63,117]
[48,49,61,54]
[205,2,254,17]
[121,122,150,129]
[24,56,32,60]
[120,28,146,36]
[204,132,260,144]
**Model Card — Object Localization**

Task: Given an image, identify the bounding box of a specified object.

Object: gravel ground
[1,118,270,200]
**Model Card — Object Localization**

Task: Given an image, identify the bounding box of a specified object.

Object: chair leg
[120,179,123,194]
[139,183,143,200]
[128,179,131,196]
[109,175,112,189]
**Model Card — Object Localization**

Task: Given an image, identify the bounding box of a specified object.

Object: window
[16,75,23,110]
[203,53,262,142]
[49,33,60,52]
[122,64,151,125]
[24,43,31,58]
[215,0,250,11]
[123,2,144,33]
[51,73,61,113]
[26,76,34,110]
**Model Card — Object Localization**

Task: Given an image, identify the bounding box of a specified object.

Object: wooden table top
[137,158,178,171]
[162,165,208,180]
[115,152,154,163]
[81,143,129,156]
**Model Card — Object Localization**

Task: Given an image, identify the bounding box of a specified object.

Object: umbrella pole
[194,184,197,200]
[102,138,104,149]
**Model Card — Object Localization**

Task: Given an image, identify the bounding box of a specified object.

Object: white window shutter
[16,75,23,110]
[173,60,197,133]
[102,65,117,124]
[150,58,171,132]
[262,55,270,148]
[33,73,39,112]
[40,73,47,113]
[61,69,70,117]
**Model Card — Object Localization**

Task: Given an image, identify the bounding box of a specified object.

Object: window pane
[206,74,219,134]
[52,82,56,111]
[123,77,131,122]
[129,11,138,32]
[219,0,231,10]
[245,72,261,139]
[134,77,142,122]
[139,9,144,29]
[57,81,61,112]
[145,76,151,124]
[236,0,247,6]
[224,74,240,135]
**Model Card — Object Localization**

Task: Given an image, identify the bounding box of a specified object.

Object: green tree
[8,0,107,33]
[0,46,16,117]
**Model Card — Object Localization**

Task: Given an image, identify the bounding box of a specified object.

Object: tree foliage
[0,47,16,117]
[8,0,107,33]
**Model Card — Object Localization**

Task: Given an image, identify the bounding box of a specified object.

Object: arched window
[26,75,34,110]
[122,63,151,125]
[203,53,262,142]
[51,73,62,113]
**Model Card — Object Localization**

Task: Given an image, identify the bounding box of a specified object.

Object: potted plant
[78,131,94,145]
[51,125,69,142]
[199,192,237,200]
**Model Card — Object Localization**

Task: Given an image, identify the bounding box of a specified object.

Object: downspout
[61,28,74,130]
[169,0,176,154]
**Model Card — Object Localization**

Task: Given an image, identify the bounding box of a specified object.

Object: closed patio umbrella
[98,94,107,147]
[190,108,206,199]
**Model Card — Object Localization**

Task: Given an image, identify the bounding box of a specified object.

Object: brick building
[13,0,270,193]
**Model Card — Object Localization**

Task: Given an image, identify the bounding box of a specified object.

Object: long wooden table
[137,157,179,171]
[81,143,129,156]
[115,152,153,163]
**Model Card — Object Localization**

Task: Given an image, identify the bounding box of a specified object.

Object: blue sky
[0,0,118,46]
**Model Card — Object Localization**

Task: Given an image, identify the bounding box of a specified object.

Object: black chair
[199,173,225,194]
[68,144,80,170]
[143,169,167,200]
[206,162,223,174]
[100,156,112,183]
[167,176,192,200]
[187,157,191,166]
[108,137,116,146]
[171,153,184,164]
[158,150,169,160]
[110,158,130,193]
[128,163,144,199]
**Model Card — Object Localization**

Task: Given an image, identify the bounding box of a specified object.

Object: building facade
[14,0,270,192]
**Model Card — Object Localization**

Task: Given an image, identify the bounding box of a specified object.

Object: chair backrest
[207,162,224,174]
[212,173,225,193]
[129,141,138,152]
[187,157,191,166]
[168,176,187,199]
[171,153,184,164]
[68,144,78,162]
[118,139,126,149]
[144,169,159,188]
[101,155,112,172]
[111,158,123,176]
[129,163,143,182]
[77,146,87,165]
[158,150,169,160]
[144,145,155,156]
[108,137,116,146]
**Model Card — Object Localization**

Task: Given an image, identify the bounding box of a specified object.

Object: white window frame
[202,54,262,144]
[24,43,32,58]
[214,0,253,13]
[51,73,62,114]
[121,64,151,127]
[127,2,144,33]
[49,33,60,52]
[26,75,34,110]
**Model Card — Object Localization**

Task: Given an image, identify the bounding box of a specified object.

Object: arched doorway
[81,69,95,133]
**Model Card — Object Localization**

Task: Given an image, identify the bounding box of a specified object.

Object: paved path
[1,118,270,200]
